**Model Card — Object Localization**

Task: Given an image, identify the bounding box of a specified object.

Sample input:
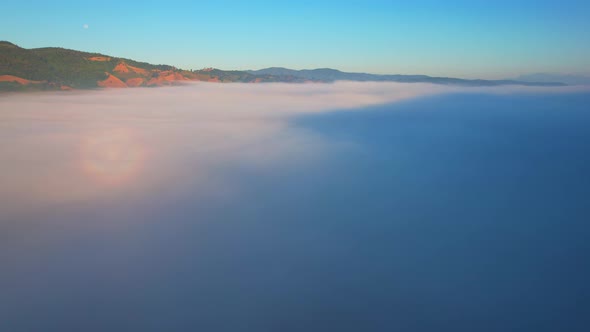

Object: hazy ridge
[1,41,567,92]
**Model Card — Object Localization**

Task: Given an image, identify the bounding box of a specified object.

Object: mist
[0,82,582,216]
[1,82,590,332]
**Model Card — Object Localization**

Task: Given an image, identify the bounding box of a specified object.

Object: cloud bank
[0,82,583,218]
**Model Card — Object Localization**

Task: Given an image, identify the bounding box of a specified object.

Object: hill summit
[0,41,567,92]
[0,42,307,91]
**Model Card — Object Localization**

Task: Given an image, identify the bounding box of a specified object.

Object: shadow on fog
[180,91,590,332]
[281,92,590,331]
[2,90,590,332]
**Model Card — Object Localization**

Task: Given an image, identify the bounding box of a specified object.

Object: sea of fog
[1,82,589,331]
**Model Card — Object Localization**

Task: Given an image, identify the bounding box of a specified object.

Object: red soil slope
[113,62,130,73]
[0,75,42,85]
[113,62,149,76]
[127,64,149,76]
[97,73,128,88]
[126,78,145,87]
[88,56,111,62]
[146,71,189,86]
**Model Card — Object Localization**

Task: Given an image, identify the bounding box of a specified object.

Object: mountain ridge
[512,73,590,86]
[1,41,567,92]
[248,67,567,87]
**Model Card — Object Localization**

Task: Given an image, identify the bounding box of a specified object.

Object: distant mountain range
[512,73,590,86]
[0,41,568,92]
[247,67,566,87]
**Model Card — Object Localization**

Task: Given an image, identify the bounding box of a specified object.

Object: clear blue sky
[2,0,589,78]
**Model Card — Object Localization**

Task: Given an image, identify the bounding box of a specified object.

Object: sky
[1,0,589,79]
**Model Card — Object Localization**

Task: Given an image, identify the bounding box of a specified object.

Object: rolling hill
[1,41,567,92]
[0,41,178,90]
[248,67,567,86]
[0,41,308,91]
[513,73,590,85]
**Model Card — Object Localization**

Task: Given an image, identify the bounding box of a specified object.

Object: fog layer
[1,83,590,332]
[0,82,582,218]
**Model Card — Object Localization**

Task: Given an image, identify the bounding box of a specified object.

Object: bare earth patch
[97,73,128,88]
[0,75,43,85]
[113,62,150,76]
[87,56,111,62]
[113,62,130,73]
[126,78,145,87]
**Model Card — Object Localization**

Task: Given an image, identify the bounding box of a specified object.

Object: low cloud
[0,82,583,218]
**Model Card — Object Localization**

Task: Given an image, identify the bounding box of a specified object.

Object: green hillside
[0,41,175,90]
[1,41,566,92]
[0,41,307,91]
